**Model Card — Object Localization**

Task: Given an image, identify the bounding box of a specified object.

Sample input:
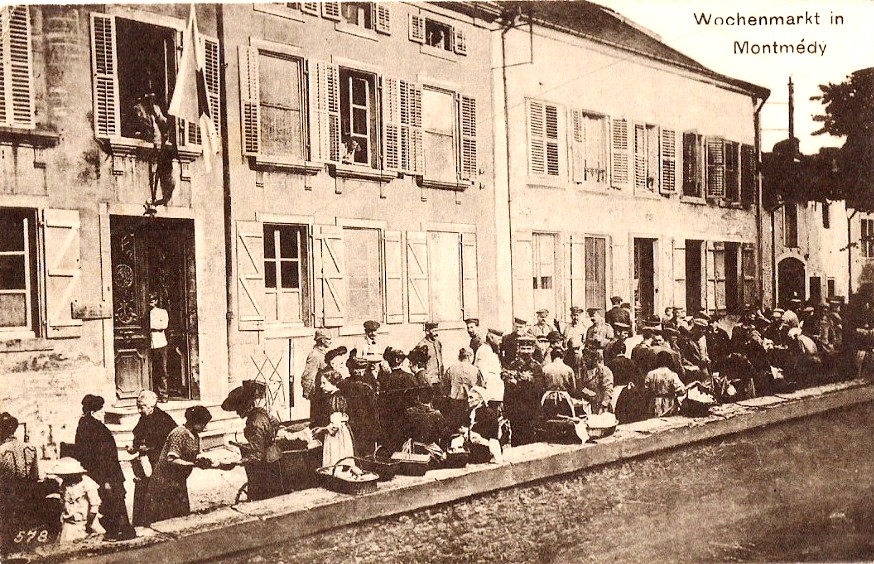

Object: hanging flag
[168,4,219,171]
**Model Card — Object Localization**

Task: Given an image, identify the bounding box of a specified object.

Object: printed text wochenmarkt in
[694,10,843,57]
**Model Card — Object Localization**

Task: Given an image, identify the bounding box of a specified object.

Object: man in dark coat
[338,357,380,457]
[501,335,543,445]
[500,317,528,366]
[75,395,136,541]
[129,390,177,526]
[605,296,632,333]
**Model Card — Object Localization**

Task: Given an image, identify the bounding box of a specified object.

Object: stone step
[104,404,243,453]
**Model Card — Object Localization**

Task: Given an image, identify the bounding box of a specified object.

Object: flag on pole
[168,4,219,171]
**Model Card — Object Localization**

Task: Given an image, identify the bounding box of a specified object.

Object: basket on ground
[316,456,379,495]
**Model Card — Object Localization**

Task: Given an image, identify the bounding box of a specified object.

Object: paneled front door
[111,216,199,400]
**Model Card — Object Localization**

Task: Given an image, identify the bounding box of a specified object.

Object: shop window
[0,209,37,333]
[263,224,309,325]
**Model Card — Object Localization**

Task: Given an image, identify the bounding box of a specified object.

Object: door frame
[628,233,660,322]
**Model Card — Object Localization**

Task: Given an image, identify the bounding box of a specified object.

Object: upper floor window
[339,68,377,167]
[0,6,34,129]
[341,2,373,29]
[528,100,561,177]
[633,122,659,193]
[784,203,799,248]
[425,19,452,51]
[0,209,37,334]
[862,218,874,258]
[409,13,467,56]
[258,51,305,160]
[570,110,609,187]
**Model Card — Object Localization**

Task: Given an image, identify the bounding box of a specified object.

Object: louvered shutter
[404,81,424,174]
[571,110,584,184]
[706,138,726,199]
[633,123,647,192]
[236,221,265,331]
[741,143,756,206]
[711,241,726,310]
[204,36,221,140]
[567,233,585,313]
[660,129,677,193]
[741,242,757,306]
[611,118,629,189]
[300,3,320,16]
[459,94,477,181]
[409,13,425,43]
[461,232,479,318]
[321,2,341,21]
[406,231,430,323]
[314,225,345,327]
[42,209,82,338]
[381,77,401,171]
[308,60,341,163]
[672,238,686,311]
[682,132,702,197]
[513,231,534,319]
[90,13,121,138]
[375,4,391,35]
[453,27,467,55]
[528,100,545,174]
[1,6,34,128]
[238,45,260,156]
[384,230,404,324]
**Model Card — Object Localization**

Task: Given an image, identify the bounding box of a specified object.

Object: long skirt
[98,481,133,536]
[144,472,190,525]
[322,425,355,467]
[131,477,150,527]
[245,461,284,501]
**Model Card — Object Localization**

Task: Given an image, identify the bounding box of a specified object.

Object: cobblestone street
[218,401,874,564]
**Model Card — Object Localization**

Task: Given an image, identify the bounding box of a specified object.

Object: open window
[339,68,378,167]
[258,51,306,161]
[340,2,373,29]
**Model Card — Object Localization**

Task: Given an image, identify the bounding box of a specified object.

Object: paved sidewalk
[10,378,874,564]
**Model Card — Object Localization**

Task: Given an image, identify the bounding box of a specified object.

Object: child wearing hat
[49,457,104,543]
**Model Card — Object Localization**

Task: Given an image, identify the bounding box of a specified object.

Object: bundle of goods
[537,390,589,443]
[682,383,717,417]
[316,456,379,495]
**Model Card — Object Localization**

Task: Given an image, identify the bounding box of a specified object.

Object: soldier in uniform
[500,318,529,367]
[529,309,552,338]
[585,307,614,350]
[563,306,588,354]
[501,335,543,445]
[605,296,631,333]
[465,317,484,355]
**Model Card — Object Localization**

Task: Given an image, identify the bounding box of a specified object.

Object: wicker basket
[279,441,323,492]
[357,446,400,481]
[586,423,616,439]
[316,457,379,495]
[391,440,431,476]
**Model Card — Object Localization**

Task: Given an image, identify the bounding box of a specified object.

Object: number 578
[14,528,49,543]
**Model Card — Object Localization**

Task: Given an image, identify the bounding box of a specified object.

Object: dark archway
[777,257,806,307]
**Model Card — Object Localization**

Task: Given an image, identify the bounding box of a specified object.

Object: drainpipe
[501,18,515,320]
[217,5,235,387]
[848,206,857,295]
[752,93,768,305]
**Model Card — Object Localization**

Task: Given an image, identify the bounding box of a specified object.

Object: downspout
[752,93,768,305]
[848,206,858,295]
[217,5,235,385]
[501,21,514,320]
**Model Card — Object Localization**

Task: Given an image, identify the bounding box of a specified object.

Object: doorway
[110,216,199,401]
[809,276,822,304]
[777,257,806,307]
[685,240,703,315]
[725,243,740,312]
[634,238,656,320]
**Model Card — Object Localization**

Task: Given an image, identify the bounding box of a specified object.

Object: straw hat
[47,457,87,476]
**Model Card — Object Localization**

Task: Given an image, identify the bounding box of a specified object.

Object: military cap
[547,330,563,343]
[513,317,527,325]
[424,321,439,330]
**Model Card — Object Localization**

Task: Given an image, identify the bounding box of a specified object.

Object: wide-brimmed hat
[613,322,631,331]
[48,457,87,476]
[221,386,248,412]
[325,346,349,364]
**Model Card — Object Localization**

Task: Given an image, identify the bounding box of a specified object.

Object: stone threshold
[17,379,874,564]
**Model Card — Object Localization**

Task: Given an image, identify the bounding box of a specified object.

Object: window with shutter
[528,100,560,177]
[706,137,726,199]
[421,86,455,183]
[409,13,425,43]
[263,224,310,326]
[660,129,677,194]
[406,231,430,323]
[741,242,757,306]
[42,209,83,339]
[740,143,756,206]
[459,95,477,182]
[258,49,305,159]
[338,67,378,167]
[308,60,341,163]
[0,6,34,129]
[344,227,382,326]
[567,233,586,313]
[383,230,404,323]
[611,118,629,189]
[461,232,478,319]
[321,2,341,21]
[584,236,607,311]
[633,124,647,192]
[239,46,260,156]
[236,220,266,331]
[90,13,121,138]
[375,4,391,35]
[571,110,608,187]
[453,28,467,55]
[0,208,37,334]
[672,239,686,311]
[428,231,462,322]
[300,3,320,16]
[513,231,534,319]
[382,77,401,171]
[314,225,346,327]
[532,233,557,315]
[682,132,704,197]
[724,141,740,202]
[186,36,221,147]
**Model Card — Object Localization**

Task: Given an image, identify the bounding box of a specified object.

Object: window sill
[0,336,53,353]
[0,127,60,148]
[329,163,398,182]
[251,155,323,175]
[634,189,662,201]
[418,177,473,192]
[527,175,566,190]
[420,45,457,61]
[335,22,379,41]
[262,324,315,340]
[104,137,203,163]
[573,182,610,193]
[681,196,707,205]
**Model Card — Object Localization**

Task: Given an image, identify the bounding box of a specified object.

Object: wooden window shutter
[384,230,404,324]
[672,238,686,311]
[90,13,121,139]
[409,13,425,43]
[741,143,756,206]
[461,232,479,318]
[567,233,585,312]
[682,131,700,196]
[42,209,82,338]
[660,129,677,194]
[1,6,34,128]
[528,100,545,174]
[236,220,265,330]
[571,110,585,184]
[545,104,559,176]
[238,45,260,156]
[405,81,424,174]
[452,27,467,55]
[375,4,391,35]
[314,225,346,327]
[406,231,430,323]
[321,2,341,21]
[706,137,726,199]
[633,123,647,192]
[204,37,221,140]
[300,3,320,16]
[512,230,534,319]
[741,242,757,305]
[381,77,401,171]
[710,241,726,310]
[611,117,629,189]
[704,241,716,312]
[459,94,477,181]
[308,60,341,163]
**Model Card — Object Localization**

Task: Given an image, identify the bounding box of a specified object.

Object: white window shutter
[706,137,726,199]
[375,4,391,35]
[406,231,430,323]
[0,8,7,125]
[300,3,320,16]
[528,100,545,175]
[2,6,34,129]
[571,110,585,184]
[567,233,585,312]
[204,36,221,140]
[321,2,341,21]
[513,230,534,319]
[238,45,260,156]
[461,232,479,318]
[672,238,686,311]
[314,225,345,327]
[381,77,400,171]
[90,13,121,138]
[402,80,424,175]
[384,230,404,324]
[741,242,757,305]
[409,13,425,43]
[458,94,477,181]
[452,27,467,55]
[236,220,265,331]
[42,209,83,338]
[660,129,677,193]
[308,60,341,163]
[713,241,726,309]
[611,117,629,189]
[633,123,647,192]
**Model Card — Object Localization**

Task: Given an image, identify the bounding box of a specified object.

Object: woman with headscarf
[144,405,213,524]
[1,411,41,546]
[465,386,504,464]
[74,394,136,541]
[128,390,177,526]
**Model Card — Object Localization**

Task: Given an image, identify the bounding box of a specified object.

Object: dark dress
[144,425,200,524]
[607,356,641,388]
[378,368,418,453]
[242,408,283,501]
[502,357,543,445]
[337,377,380,457]
[615,383,649,424]
[130,407,177,526]
[74,415,134,537]
[311,366,343,427]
